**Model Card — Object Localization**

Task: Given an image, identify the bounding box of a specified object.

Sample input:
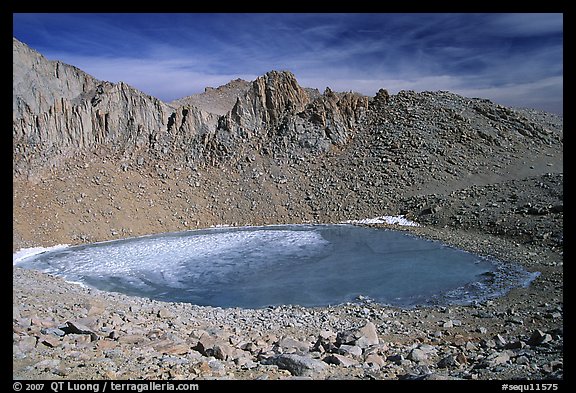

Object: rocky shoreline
[13,223,563,381]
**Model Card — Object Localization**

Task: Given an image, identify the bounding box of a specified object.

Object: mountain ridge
[13,37,562,252]
[13,38,373,179]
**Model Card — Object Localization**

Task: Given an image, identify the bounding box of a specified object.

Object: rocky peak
[301,88,368,145]
[170,78,251,116]
[224,70,310,133]
[13,38,372,177]
[13,37,99,118]
[370,88,390,110]
[217,71,368,153]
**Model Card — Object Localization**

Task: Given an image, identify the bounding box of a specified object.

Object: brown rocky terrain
[13,37,563,381]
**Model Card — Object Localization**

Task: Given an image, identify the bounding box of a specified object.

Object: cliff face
[214,71,368,159]
[13,38,223,175]
[13,38,98,117]
[13,39,367,178]
[14,81,172,161]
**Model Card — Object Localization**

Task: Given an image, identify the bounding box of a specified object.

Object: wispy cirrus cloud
[13,13,563,113]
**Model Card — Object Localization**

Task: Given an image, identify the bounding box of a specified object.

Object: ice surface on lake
[14,225,539,308]
[343,215,420,226]
[13,244,69,265]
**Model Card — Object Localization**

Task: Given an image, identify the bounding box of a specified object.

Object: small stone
[34,359,60,371]
[494,334,507,348]
[235,357,257,369]
[268,354,327,376]
[16,318,31,328]
[324,353,359,367]
[13,305,21,320]
[549,360,563,371]
[319,330,336,341]
[18,336,37,352]
[64,333,92,346]
[505,340,526,350]
[464,342,477,351]
[408,348,428,363]
[364,353,385,367]
[193,334,217,356]
[31,316,55,327]
[335,331,356,346]
[162,343,191,356]
[86,301,105,317]
[213,343,235,360]
[481,339,496,348]
[193,360,212,375]
[399,365,432,380]
[117,334,149,345]
[338,344,362,358]
[387,354,404,365]
[157,308,174,319]
[96,339,118,351]
[528,329,553,346]
[456,352,467,365]
[313,337,336,354]
[437,355,458,368]
[506,317,524,325]
[41,327,66,337]
[354,321,379,348]
[41,335,61,348]
[64,320,99,341]
[208,359,226,377]
[278,337,309,352]
[489,351,511,367]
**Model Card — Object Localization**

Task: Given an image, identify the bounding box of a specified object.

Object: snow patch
[13,244,70,266]
[343,215,420,227]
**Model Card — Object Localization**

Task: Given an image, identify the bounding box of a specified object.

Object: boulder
[336,321,379,348]
[338,344,362,358]
[267,354,327,376]
[528,329,553,346]
[324,354,359,367]
[63,320,99,341]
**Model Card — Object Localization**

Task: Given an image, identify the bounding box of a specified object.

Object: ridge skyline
[13,13,563,114]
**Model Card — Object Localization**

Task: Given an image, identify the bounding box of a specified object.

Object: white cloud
[42,52,258,101]
[35,13,562,114]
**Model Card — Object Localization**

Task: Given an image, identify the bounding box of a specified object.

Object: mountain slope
[12,37,562,254]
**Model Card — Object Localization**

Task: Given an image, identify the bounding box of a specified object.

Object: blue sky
[13,13,563,114]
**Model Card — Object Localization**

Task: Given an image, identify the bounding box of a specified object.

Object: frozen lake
[14,225,539,308]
